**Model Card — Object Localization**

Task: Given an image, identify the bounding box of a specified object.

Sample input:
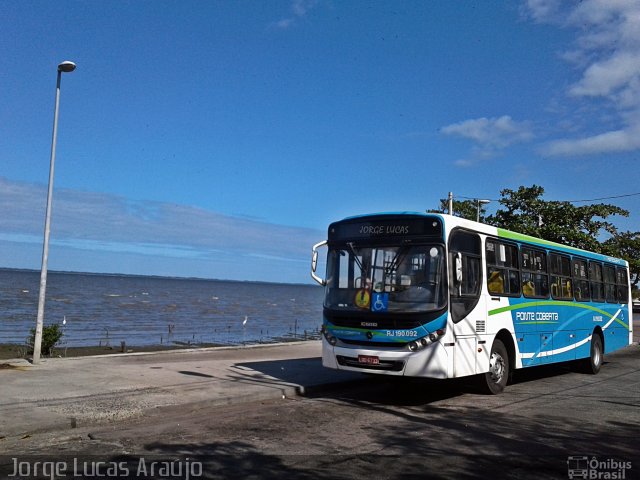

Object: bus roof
[332,212,628,267]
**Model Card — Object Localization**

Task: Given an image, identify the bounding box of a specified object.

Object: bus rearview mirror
[311,240,328,286]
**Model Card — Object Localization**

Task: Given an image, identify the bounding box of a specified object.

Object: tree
[485,185,637,288]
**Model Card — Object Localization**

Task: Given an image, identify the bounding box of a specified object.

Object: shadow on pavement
[231,357,366,394]
[178,370,216,378]
[113,406,639,480]
[232,356,584,405]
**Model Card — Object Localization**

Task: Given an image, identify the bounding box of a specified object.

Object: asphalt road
[2,343,638,480]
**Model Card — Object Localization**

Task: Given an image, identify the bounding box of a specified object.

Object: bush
[28,323,64,356]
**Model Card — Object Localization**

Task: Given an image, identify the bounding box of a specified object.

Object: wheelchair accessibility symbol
[371,293,389,312]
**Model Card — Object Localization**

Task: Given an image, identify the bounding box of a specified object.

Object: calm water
[0,269,324,347]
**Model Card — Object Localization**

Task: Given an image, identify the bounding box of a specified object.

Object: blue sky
[1,0,639,283]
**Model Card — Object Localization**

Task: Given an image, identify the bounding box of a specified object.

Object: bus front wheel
[479,339,510,395]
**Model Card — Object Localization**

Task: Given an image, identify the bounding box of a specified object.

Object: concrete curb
[0,340,320,365]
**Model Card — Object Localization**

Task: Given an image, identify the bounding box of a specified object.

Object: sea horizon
[0,269,324,348]
[0,266,319,288]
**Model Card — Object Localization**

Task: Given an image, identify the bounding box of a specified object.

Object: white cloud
[440,115,534,167]
[441,115,534,150]
[0,177,322,281]
[272,0,319,30]
[453,159,474,168]
[569,52,640,101]
[525,0,640,156]
[543,124,640,156]
[524,0,563,23]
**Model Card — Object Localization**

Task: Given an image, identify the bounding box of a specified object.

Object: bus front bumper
[322,338,450,378]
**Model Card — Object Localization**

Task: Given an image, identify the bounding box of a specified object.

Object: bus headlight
[323,328,338,346]
[407,328,446,352]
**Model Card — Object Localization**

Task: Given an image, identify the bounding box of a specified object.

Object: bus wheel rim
[593,341,602,366]
[489,352,505,383]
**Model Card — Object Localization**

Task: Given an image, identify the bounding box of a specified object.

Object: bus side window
[521,248,548,299]
[572,258,590,302]
[486,239,520,296]
[589,262,605,302]
[604,265,617,303]
[616,267,630,303]
[550,253,572,300]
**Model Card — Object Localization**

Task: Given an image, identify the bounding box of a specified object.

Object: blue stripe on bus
[489,299,630,366]
[326,312,448,344]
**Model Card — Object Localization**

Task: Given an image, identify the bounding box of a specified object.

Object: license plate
[358,355,380,365]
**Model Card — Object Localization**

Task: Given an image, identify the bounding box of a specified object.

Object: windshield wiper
[384,247,409,276]
[346,242,367,277]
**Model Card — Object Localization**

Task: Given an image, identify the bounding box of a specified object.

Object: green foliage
[28,323,64,356]
[485,185,628,253]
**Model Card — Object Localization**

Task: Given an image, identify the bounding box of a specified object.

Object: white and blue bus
[310,213,633,394]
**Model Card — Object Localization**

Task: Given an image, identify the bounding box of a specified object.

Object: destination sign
[358,225,409,235]
[328,216,442,242]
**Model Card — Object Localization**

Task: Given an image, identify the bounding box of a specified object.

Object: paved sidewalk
[0,341,362,438]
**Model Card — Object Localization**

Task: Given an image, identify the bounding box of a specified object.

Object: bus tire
[582,333,603,375]
[479,339,509,395]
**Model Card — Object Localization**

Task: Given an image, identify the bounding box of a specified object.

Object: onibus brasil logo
[567,456,632,479]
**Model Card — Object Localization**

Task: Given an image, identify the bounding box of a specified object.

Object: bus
[310,212,633,394]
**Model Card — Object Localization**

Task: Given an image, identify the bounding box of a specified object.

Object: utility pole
[448,192,454,216]
[476,199,490,222]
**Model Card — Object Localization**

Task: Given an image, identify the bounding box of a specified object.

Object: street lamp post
[476,199,490,223]
[33,61,76,365]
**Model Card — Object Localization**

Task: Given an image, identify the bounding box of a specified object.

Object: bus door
[449,230,484,376]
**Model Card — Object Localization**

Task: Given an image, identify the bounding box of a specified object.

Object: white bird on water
[242,315,248,326]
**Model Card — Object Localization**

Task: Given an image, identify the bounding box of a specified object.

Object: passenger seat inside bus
[488,270,504,294]
[523,281,535,297]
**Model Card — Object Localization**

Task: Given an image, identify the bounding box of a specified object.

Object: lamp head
[58,61,76,73]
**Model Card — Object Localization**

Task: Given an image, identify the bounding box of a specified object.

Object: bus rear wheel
[479,339,509,395]
[581,333,603,375]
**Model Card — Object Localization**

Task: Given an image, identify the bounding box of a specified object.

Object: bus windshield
[324,244,446,313]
